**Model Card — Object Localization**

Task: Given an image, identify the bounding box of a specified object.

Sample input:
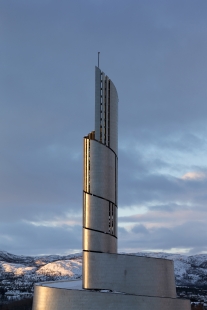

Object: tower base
[32,280,190,310]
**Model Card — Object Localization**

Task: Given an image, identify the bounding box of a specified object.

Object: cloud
[181,171,206,181]
[119,205,206,227]
[118,196,207,254]
[0,221,82,256]
[131,224,149,235]
[118,221,207,255]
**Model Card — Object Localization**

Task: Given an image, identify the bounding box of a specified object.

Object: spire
[98,52,100,68]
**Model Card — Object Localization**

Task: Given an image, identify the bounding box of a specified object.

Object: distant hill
[1,250,207,307]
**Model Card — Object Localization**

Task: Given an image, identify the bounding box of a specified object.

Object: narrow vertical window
[108,202,111,233]
[111,204,114,235]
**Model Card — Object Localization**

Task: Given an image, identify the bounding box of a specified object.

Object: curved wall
[95,66,101,142]
[32,283,191,310]
[83,193,117,236]
[83,229,117,253]
[94,67,118,155]
[83,252,176,298]
[89,140,117,203]
[109,80,118,155]
[83,138,117,254]
[83,66,118,258]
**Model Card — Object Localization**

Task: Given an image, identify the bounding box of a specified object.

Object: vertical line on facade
[108,202,111,233]
[114,206,116,237]
[88,139,90,193]
[84,139,87,192]
[83,192,86,227]
[86,139,88,192]
[112,204,114,235]
[104,79,106,145]
[108,81,110,147]
[115,155,117,205]
[105,77,108,146]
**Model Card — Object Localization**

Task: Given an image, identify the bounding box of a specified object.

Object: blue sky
[1,0,207,255]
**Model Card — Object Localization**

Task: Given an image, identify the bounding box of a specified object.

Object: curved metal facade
[83,252,176,297]
[33,282,191,310]
[94,67,118,154]
[83,66,118,257]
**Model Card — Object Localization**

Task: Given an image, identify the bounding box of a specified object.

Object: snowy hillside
[1,251,207,286]
[132,252,207,286]
[0,252,82,283]
[1,250,207,304]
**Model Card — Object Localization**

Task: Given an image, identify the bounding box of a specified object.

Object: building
[83,66,118,282]
[32,67,191,310]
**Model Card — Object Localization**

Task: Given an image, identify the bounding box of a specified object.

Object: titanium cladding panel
[83,229,117,253]
[89,140,116,203]
[84,193,117,235]
[83,252,176,297]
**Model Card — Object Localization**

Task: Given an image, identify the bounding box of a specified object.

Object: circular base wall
[32,281,191,310]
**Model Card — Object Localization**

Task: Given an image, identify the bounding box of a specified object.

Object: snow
[1,250,207,287]
[42,280,83,289]
[0,261,37,276]
[40,280,125,294]
[2,250,207,305]
[36,259,82,277]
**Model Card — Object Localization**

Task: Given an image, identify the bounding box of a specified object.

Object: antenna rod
[98,52,100,68]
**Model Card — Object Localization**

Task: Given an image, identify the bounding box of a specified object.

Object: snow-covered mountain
[1,251,207,286]
[1,250,207,304]
[133,252,207,286]
[0,251,82,302]
[0,251,82,283]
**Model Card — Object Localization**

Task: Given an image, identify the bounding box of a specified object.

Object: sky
[1,0,207,256]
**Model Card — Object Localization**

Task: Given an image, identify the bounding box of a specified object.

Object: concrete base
[32,280,191,310]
